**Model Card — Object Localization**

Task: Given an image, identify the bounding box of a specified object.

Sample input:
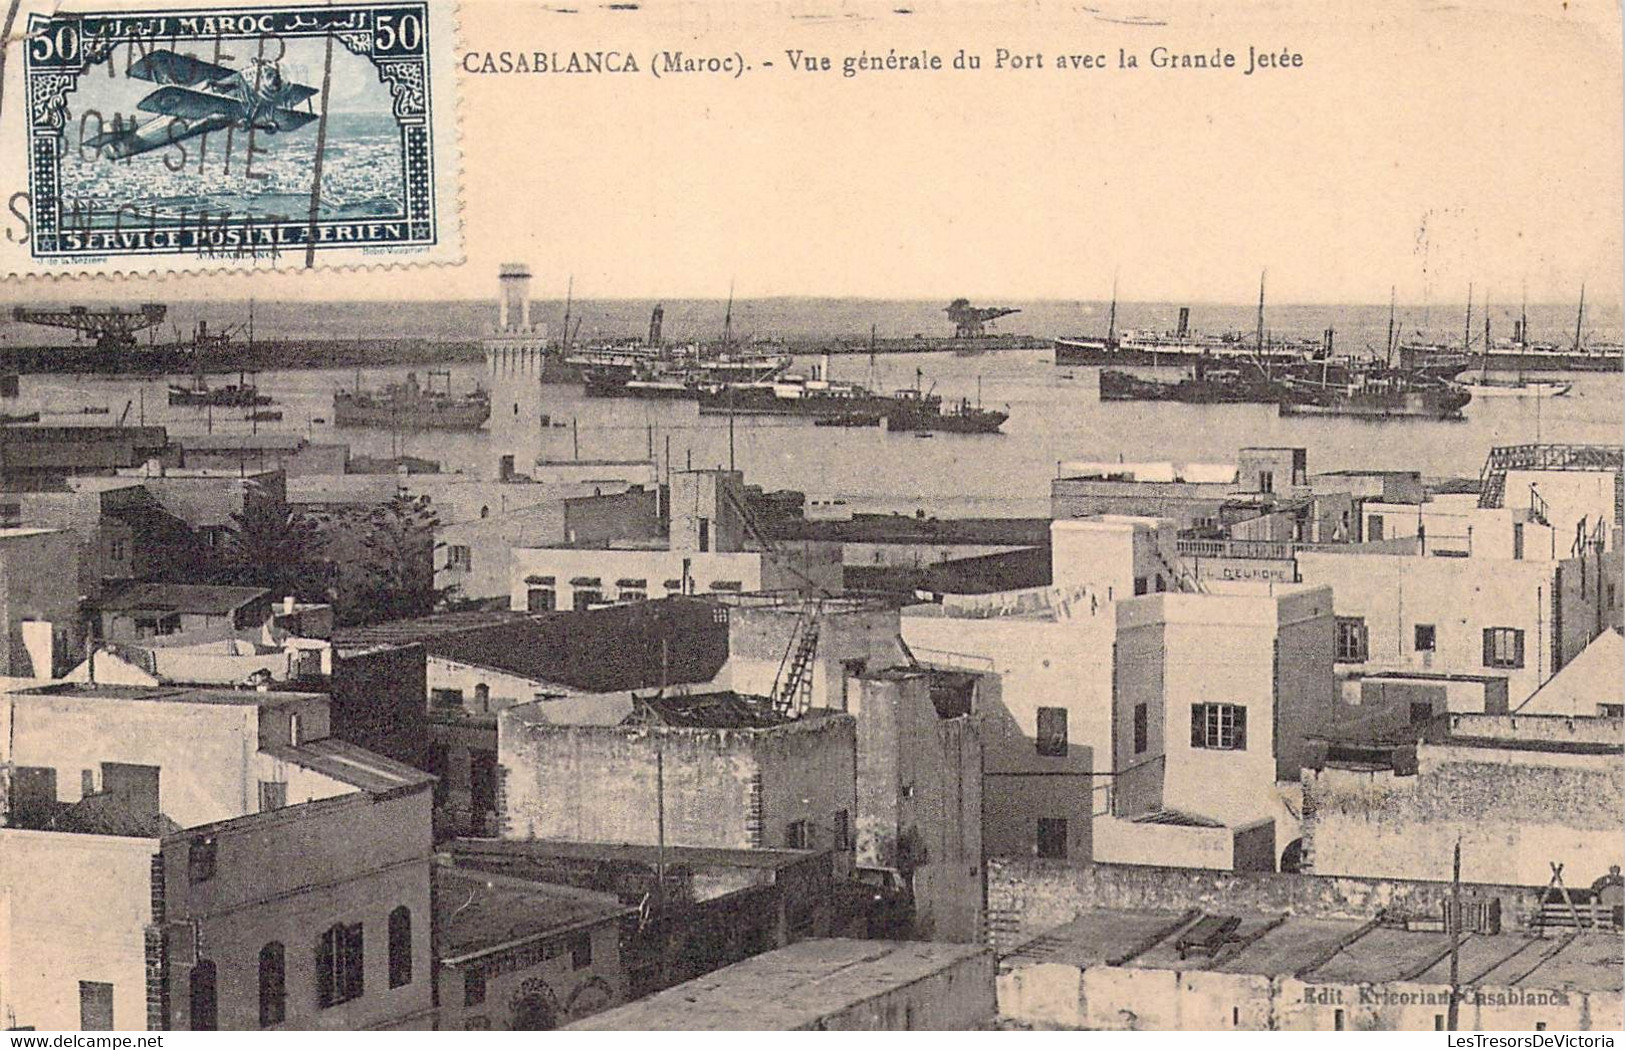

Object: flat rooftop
[447,837,821,872]
[435,865,632,964]
[7,683,319,708]
[567,939,991,1030]
[1001,909,1624,992]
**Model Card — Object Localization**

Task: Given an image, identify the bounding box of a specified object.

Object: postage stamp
[0,0,460,273]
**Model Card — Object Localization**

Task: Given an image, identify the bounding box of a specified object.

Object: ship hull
[333,403,490,430]
[1098,369,1279,405]
[1277,394,1467,420]
[886,408,1008,433]
[1055,337,1304,368]
[1456,381,1573,398]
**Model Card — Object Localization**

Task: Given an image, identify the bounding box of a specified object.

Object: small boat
[0,411,40,425]
[79,406,110,415]
[246,409,283,422]
[1450,297,1573,398]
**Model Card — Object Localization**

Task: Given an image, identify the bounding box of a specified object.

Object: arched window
[259,942,286,1027]
[388,906,413,988]
[473,683,490,712]
[316,922,364,1007]
[189,960,218,1031]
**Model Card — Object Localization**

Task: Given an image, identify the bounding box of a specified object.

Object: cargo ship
[582,348,792,400]
[698,361,1008,433]
[1099,356,1282,404]
[1275,361,1471,420]
[829,301,1047,355]
[1055,278,1322,368]
[333,371,491,430]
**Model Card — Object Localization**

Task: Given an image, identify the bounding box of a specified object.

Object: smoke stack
[498,263,532,331]
[1324,328,1334,355]
[648,304,664,347]
[1177,307,1190,339]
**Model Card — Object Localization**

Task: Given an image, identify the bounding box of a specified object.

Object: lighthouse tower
[485,263,552,477]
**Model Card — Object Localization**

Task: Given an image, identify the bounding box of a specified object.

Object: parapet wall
[986,859,1547,952]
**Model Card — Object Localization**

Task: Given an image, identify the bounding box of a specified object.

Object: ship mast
[1386,286,1397,369]
[1573,283,1586,353]
[1482,291,1492,383]
[722,280,735,348]
[561,276,574,352]
[1463,282,1473,354]
[1254,270,1267,377]
[1106,272,1118,348]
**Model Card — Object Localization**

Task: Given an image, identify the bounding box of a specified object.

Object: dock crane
[11,303,168,354]
[945,299,1019,339]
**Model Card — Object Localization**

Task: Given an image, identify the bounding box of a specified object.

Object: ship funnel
[1177,308,1190,339]
[498,263,532,331]
[648,304,664,347]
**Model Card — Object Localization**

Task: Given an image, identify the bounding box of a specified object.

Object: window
[1154,574,1166,593]
[572,589,601,611]
[81,768,96,798]
[1036,817,1068,859]
[1191,703,1248,750]
[526,587,555,612]
[473,683,490,711]
[1258,470,1275,494]
[464,969,486,1007]
[571,931,593,970]
[1133,703,1149,755]
[1410,702,1435,724]
[1036,706,1068,757]
[259,942,286,1027]
[447,545,472,571]
[189,960,218,1030]
[388,906,413,989]
[1414,624,1437,652]
[188,836,217,883]
[1335,617,1368,663]
[259,780,287,812]
[470,751,498,826]
[1133,575,1148,596]
[1368,514,1385,541]
[110,538,128,562]
[833,809,851,851]
[80,981,114,1031]
[1513,522,1525,560]
[316,922,364,1008]
[619,589,647,603]
[784,820,810,849]
[1483,627,1525,669]
[430,688,465,709]
[698,518,710,552]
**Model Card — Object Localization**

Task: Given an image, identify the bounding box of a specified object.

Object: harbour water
[9,346,1619,518]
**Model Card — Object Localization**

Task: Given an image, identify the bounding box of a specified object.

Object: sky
[6,0,1622,306]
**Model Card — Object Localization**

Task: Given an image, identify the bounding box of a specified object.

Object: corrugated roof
[343,598,728,693]
[262,737,435,797]
[95,583,270,616]
[435,865,632,962]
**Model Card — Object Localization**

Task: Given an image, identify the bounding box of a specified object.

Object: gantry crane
[11,303,168,354]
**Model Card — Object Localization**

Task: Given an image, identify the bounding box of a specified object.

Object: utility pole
[1447,837,1462,1032]
[571,417,579,460]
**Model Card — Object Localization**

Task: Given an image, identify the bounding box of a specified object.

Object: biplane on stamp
[4,1,460,273]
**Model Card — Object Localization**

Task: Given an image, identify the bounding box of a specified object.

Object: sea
[3,297,1620,518]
